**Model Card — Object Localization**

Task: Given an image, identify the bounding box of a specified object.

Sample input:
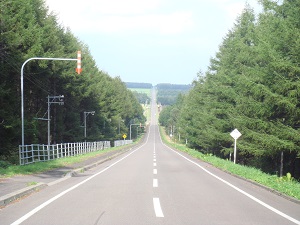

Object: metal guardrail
[19,141,112,165]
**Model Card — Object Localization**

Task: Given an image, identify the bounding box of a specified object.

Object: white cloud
[46,0,160,14]
[210,0,248,18]
[87,0,161,15]
[46,0,194,35]
[224,2,245,19]
[83,12,194,34]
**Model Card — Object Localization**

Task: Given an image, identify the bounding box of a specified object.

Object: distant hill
[125,82,192,105]
[125,82,153,89]
[156,83,191,90]
[156,83,192,105]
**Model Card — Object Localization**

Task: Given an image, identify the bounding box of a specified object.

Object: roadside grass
[27,181,38,186]
[143,104,151,124]
[0,142,137,178]
[159,126,300,200]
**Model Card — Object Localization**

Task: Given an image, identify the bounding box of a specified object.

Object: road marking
[153,162,156,167]
[153,126,156,155]
[153,179,158,187]
[153,159,156,162]
[153,198,164,217]
[153,169,157,174]
[11,128,152,225]
[162,142,300,225]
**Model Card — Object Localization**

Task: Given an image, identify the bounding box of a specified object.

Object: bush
[0,160,11,169]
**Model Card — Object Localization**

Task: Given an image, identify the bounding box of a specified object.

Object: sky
[45,0,261,85]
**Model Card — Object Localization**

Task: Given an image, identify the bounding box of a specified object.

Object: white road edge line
[153,179,158,188]
[153,198,164,217]
[161,141,300,225]
[11,127,152,225]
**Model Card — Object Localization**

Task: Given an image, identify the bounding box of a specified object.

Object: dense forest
[156,84,191,105]
[131,91,151,105]
[159,0,300,179]
[125,82,153,89]
[125,82,191,106]
[0,0,145,164]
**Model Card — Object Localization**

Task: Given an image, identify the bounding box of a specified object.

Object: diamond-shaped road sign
[230,128,242,140]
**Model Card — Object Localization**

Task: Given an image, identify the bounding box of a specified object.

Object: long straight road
[1,90,299,225]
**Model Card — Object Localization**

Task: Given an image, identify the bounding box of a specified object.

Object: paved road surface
[0,90,299,225]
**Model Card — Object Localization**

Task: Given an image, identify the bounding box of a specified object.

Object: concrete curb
[0,183,47,207]
[0,147,133,207]
[67,148,132,177]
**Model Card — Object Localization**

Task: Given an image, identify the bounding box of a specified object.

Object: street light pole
[21,57,78,146]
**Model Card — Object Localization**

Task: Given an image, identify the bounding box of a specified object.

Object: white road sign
[230,128,242,164]
[230,128,242,140]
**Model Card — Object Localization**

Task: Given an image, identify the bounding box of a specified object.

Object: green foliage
[159,1,300,178]
[156,84,191,105]
[160,126,300,200]
[129,89,151,104]
[0,160,12,169]
[279,172,294,182]
[0,0,145,162]
[125,82,153,89]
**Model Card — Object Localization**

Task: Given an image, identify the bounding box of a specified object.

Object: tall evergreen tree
[0,0,145,163]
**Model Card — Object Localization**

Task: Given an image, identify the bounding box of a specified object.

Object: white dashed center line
[153,169,157,174]
[153,198,164,217]
[153,179,158,187]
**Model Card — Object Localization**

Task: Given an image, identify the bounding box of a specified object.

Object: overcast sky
[45,0,261,85]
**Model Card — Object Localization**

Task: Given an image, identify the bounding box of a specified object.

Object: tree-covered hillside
[156,83,191,105]
[126,82,153,89]
[0,0,145,163]
[159,1,300,179]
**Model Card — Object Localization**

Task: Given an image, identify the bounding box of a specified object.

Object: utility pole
[47,95,64,146]
[84,111,95,141]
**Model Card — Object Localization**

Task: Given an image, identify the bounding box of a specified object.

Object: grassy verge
[0,141,138,178]
[142,104,151,124]
[159,126,300,201]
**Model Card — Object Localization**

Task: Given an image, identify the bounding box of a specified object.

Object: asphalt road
[0,92,300,225]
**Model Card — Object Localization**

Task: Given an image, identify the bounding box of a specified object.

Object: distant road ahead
[1,90,299,225]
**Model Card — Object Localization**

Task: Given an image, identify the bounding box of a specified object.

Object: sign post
[230,128,242,164]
